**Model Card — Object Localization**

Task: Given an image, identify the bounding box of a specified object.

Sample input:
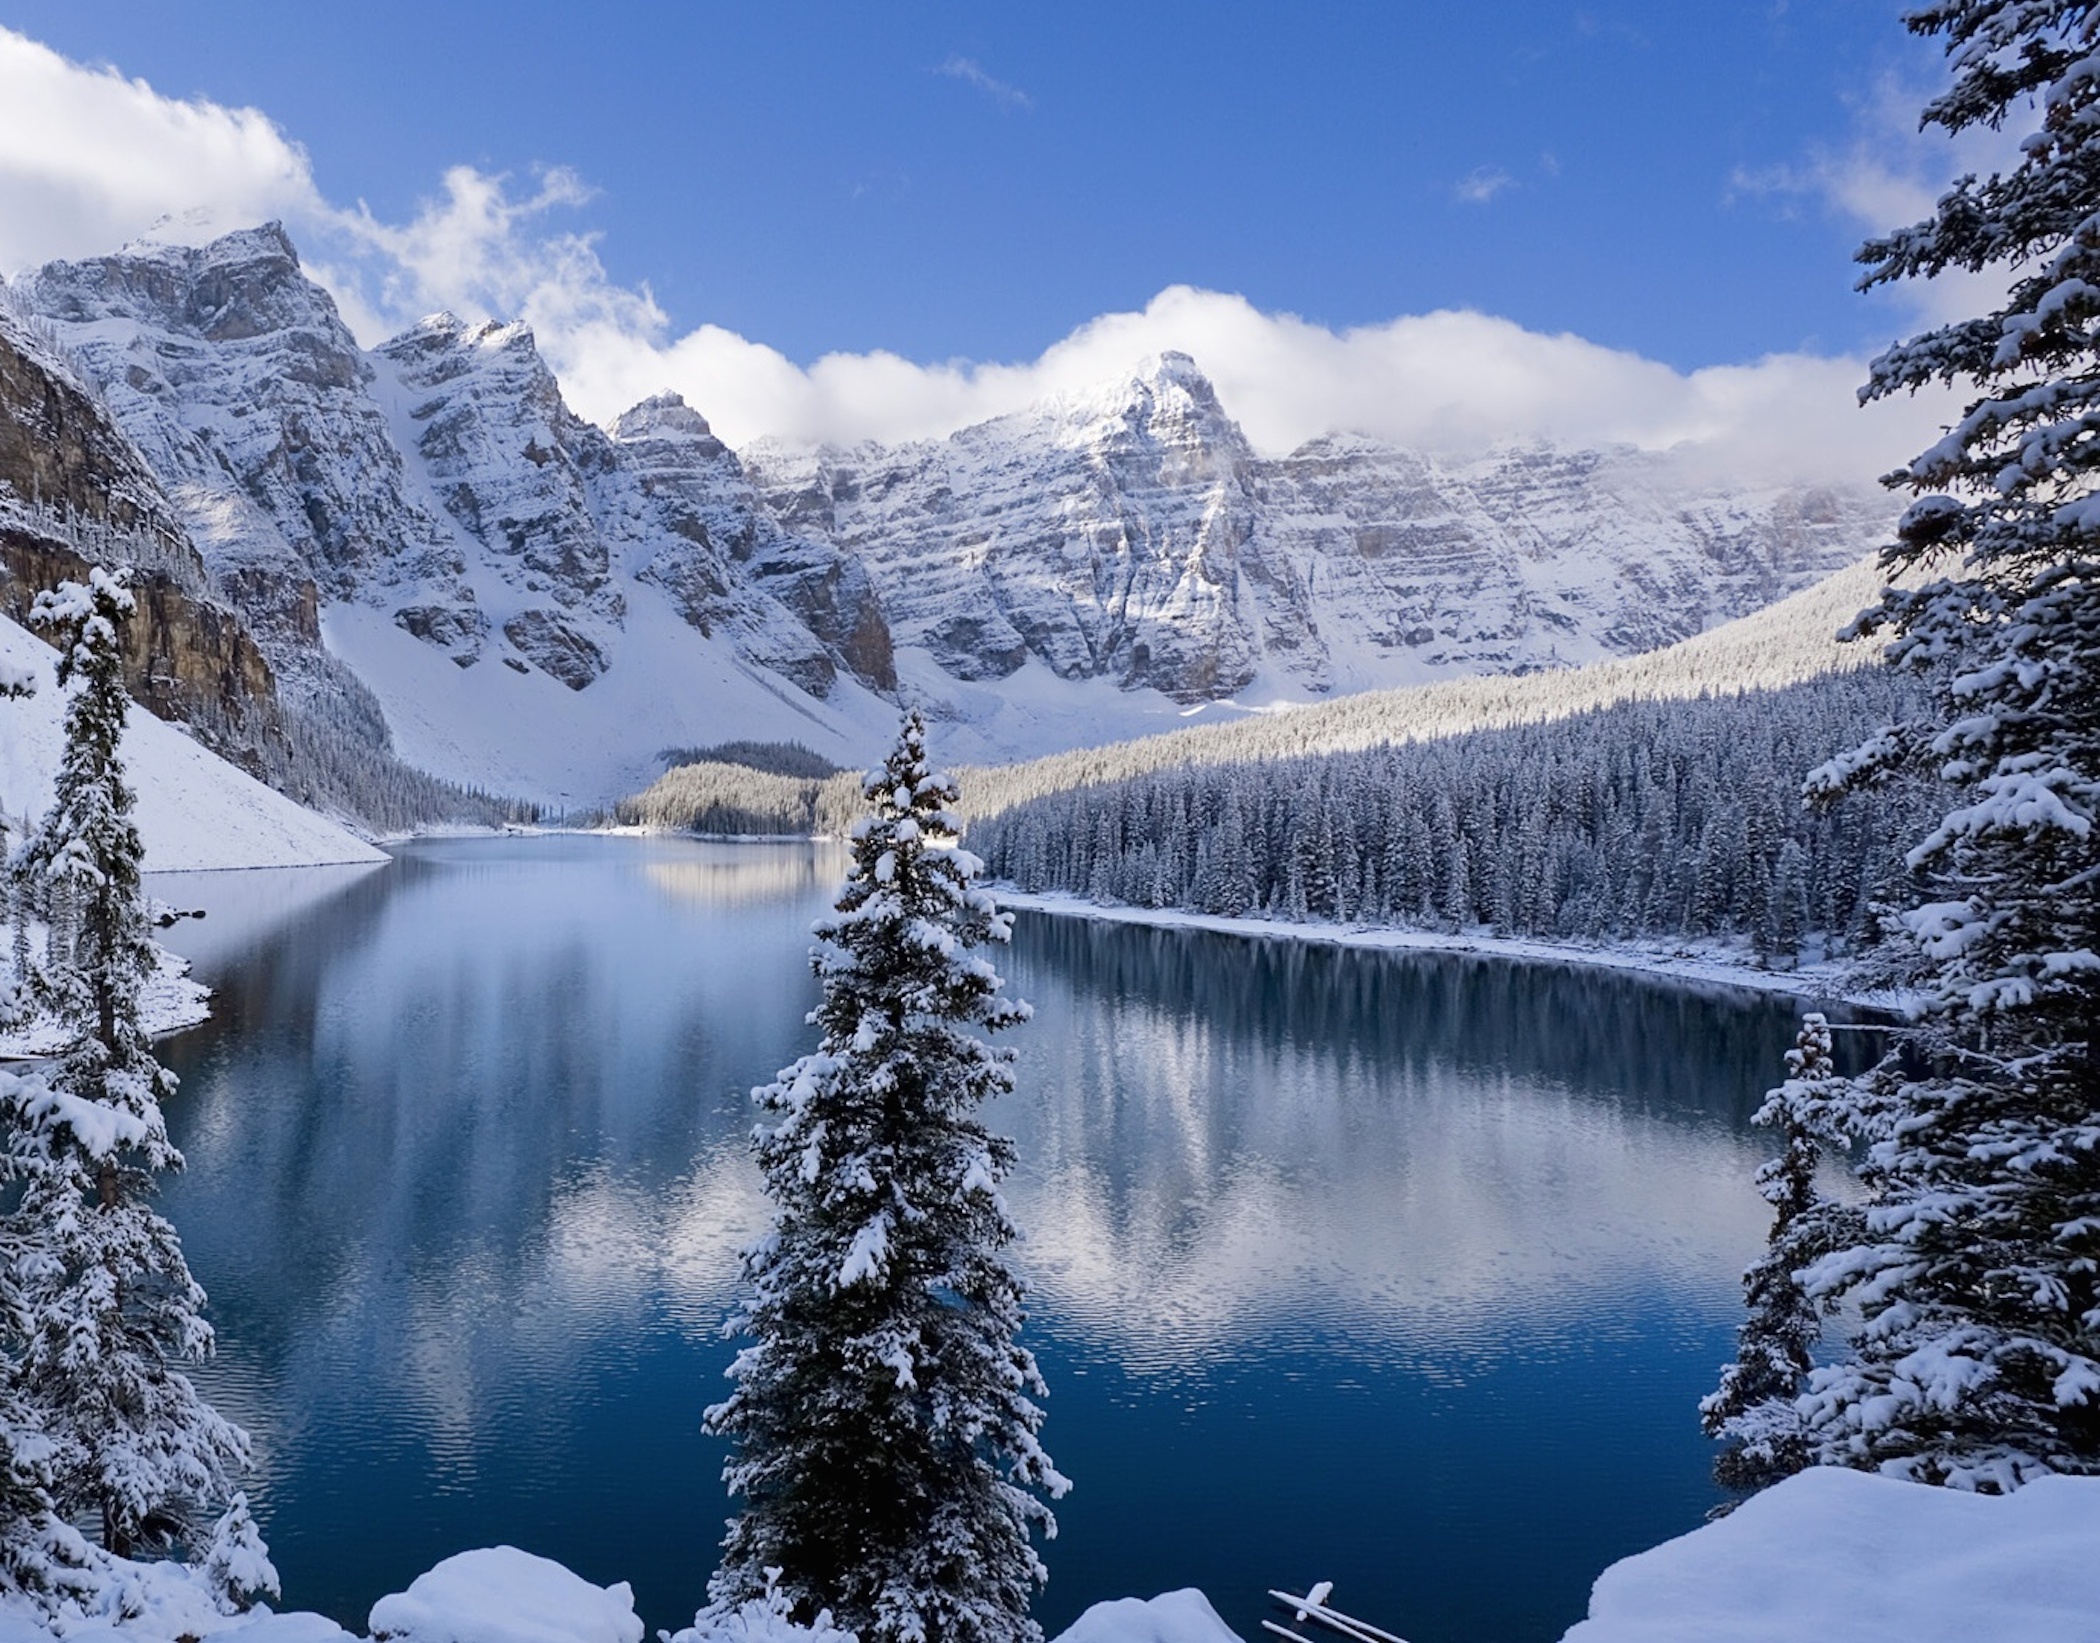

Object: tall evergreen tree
[707,713,1067,1643]
[0,659,34,1034]
[1702,1014,1852,1495]
[7,571,249,1556]
[0,654,94,1602]
[1801,0,2100,1488]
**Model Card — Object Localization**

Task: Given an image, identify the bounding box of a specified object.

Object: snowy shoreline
[0,942,210,1060]
[990,887,1906,1010]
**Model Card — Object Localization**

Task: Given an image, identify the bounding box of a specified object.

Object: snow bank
[1049,1591,1241,1643]
[0,940,209,1056]
[34,1555,335,1643]
[8,1474,2096,1643]
[366,1550,643,1643]
[1561,1467,2100,1643]
[0,613,386,873]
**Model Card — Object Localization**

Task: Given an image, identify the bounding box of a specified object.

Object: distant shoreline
[992,887,1908,1011]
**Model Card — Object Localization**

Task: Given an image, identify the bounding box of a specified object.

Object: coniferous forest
[970,670,1940,968]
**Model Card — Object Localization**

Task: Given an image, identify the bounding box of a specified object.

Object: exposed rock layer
[0,296,285,766]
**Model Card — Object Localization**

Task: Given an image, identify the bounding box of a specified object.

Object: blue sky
[0,1,1942,365]
[0,3,1976,471]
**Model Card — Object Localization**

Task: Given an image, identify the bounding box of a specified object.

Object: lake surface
[150,835,1846,1643]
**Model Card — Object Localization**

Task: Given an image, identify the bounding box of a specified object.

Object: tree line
[970,671,1940,968]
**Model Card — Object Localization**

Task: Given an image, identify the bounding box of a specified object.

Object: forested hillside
[970,668,1935,967]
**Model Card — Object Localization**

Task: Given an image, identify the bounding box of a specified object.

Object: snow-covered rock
[752,355,1270,702]
[16,225,467,690]
[0,609,383,871]
[366,1550,643,1643]
[1048,1590,1242,1643]
[745,352,1891,705]
[1560,1467,2100,1643]
[609,392,892,697]
[16,230,902,801]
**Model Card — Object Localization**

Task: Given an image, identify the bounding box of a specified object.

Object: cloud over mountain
[0,24,1951,481]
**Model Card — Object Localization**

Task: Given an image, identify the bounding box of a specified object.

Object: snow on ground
[1049,1592,1241,1643]
[4,1476,2096,1643]
[992,888,1897,1008]
[0,614,386,873]
[0,937,208,1056]
[365,1550,642,1643]
[1561,1467,2100,1643]
[321,597,890,811]
[322,590,1302,811]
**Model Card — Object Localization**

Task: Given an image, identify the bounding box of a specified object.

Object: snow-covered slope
[16,228,1897,804]
[1562,1467,2100,1642]
[0,612,383,871]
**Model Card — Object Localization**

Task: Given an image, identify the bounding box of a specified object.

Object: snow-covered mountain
[14,227,900,802]
[8,224,1897,805]
[747,352,1892,704]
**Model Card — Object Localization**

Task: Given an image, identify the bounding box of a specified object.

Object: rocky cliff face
[19,226,472,702]
[0,291,285,768]
[748,353,1894,704]
[1250,436,1893,685]
[22,229,895,710]
[752,355,1275,703]
[610,393,895,695]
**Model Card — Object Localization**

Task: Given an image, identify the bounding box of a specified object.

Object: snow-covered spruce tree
[1798,1,2100,1488]
[0,625,94,1599]
[7,571,249,1556]
[1701,1014,1855,1496]
[706,713,1066,1643]
[0,656,34,1032]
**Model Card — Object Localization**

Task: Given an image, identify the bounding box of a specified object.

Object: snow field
[11,1472,2099,1643]
[0,613,385,873]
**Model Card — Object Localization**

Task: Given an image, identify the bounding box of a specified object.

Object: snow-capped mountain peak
[10,223,1896,803]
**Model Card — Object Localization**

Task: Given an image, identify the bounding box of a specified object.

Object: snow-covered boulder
[215,1618,362,1643]
[1049,1591,1242,1643]
[366,1549,643,1643]
[1561,1466,2100,1643]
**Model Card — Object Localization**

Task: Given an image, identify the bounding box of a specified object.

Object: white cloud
[0,27,323,270]
[933,56,1031,110]
[1729,72,2028,329]
[0,23,1956,487]
[1455,166,1516,205]
[460,260,1948,484]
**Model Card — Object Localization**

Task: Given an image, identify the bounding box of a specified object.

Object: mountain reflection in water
[149,836,1847,1643]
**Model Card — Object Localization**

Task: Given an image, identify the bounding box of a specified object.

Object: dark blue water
[150,836,1842,1643]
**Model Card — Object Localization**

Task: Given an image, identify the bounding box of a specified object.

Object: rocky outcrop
[16,226,468,711]
[1251,436,1897,683]
[20,226,466,603]
[750,354,1270,703]
[0,531,281,760]
[18,229,897,703]
[0,293,284,766]
[609,392,894,694]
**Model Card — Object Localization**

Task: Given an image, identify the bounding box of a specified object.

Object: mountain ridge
[8,224,1899,804]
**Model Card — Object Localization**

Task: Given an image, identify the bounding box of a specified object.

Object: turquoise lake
[150,834,1849,1643]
